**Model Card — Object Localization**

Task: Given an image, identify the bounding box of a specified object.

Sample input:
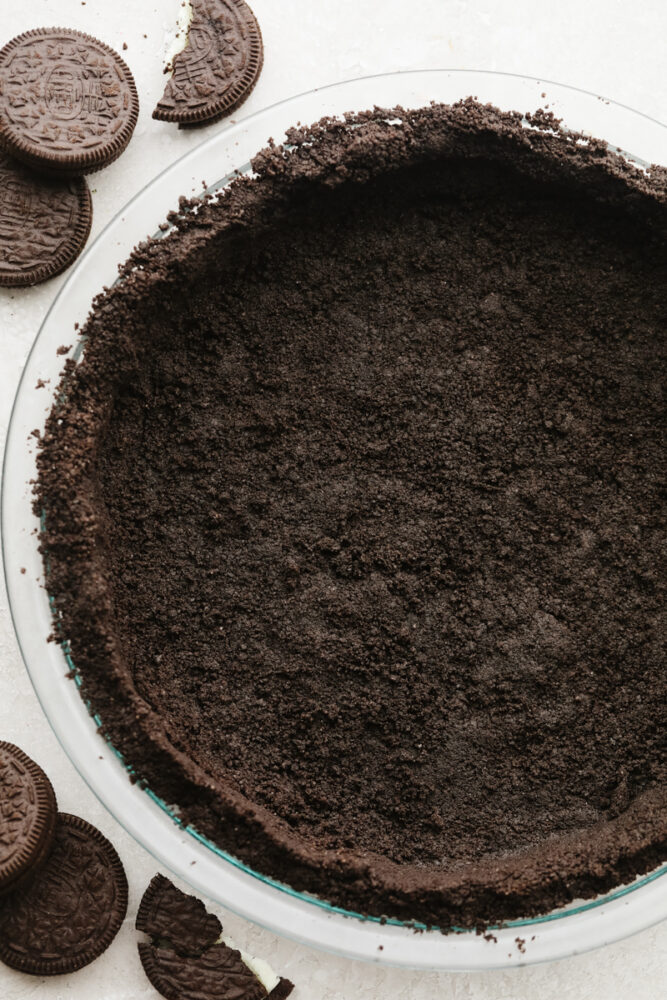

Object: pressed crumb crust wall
[36,100,667,929]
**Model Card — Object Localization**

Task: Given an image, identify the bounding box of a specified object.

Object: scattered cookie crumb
[515,936,526,954]
[56,344,72,355]
[20,567,26,574]
[122,42,128,51]
[35,378,47,389]
[483,932,498,943]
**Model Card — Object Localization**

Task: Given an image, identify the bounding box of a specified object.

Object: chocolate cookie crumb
[36,100,667,929]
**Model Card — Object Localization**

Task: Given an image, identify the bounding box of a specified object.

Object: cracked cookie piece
[153,0,263,127]
[136,875,294,998]
[139,942,269,1000]
[136,872,222,955]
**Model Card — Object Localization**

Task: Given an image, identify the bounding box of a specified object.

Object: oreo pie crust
[35,101,667,929]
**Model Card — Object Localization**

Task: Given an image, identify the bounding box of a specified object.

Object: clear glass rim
[3,69,666,970]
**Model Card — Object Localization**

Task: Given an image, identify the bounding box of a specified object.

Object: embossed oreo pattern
[153,0,263,125]
[0,153,92,286]
[0,742,57,894]
[136,874,222,956]
[0,813,128,975]
[0,753,40,869]
[0,29,139,174]
[139,941,268,1000]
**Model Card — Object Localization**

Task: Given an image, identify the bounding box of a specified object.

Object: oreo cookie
[139,941,269,1000]
[0,152,92,286]
[0,742,57,895]
[136,874,294,998]
[136,872,222,956]
[153,0,263,127]
[0,813,128,975]
[0,28,139,175]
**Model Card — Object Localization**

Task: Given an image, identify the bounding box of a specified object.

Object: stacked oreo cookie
[0,741,128,975]
[0,28,139,287]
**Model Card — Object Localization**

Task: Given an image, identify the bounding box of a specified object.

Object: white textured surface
[0,1,665,997]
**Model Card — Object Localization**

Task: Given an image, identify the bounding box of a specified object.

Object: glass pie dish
[3,70,666,970]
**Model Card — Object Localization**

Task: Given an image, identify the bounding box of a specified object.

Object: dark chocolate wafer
[0,742,57,896]
[0,28,139,175]
[267,979,294,999]
[0,152,92,286]
[138,941,268,1000]
[0,812,128,975]
[136,873,222,956]
[153,0,263,127]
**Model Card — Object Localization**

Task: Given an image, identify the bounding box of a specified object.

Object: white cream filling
[163,0,194,73]
[221,933,280,992]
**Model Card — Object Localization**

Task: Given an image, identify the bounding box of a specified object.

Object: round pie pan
[3,70,666,970]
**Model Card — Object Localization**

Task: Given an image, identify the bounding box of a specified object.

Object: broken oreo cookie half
[153,0,263,127]
[137,874,294,998]
[137,872,223,955]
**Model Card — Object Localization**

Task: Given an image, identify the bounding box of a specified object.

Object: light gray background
[0,1,665,997]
